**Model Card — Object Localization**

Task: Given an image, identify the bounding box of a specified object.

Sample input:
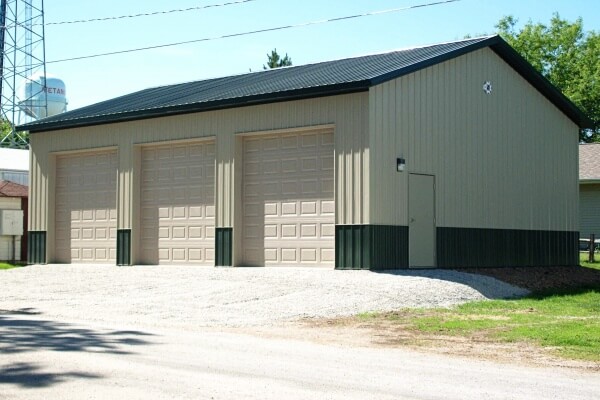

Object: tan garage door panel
[55,151,117,263]
[140,142,215,265]
[243,130,335,266]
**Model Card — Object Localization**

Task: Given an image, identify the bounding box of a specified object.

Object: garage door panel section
[140,142,215,265]
[55,150,118,264]
[243,130,335,267]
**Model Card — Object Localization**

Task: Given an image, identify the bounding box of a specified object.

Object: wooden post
[589,234,596,263]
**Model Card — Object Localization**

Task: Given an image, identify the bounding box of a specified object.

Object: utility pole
[0,0,47,149]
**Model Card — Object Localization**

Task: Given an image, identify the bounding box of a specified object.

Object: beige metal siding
[580,184,600,238]
[29,93,369,266]
[140,141,215,265]
[242,130,335,266]
[55,150,117,263]
[369,47,579,231]
[118,142,133,231]
[28,148,49,231]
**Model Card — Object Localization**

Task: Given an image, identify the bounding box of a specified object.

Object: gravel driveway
[1,265,527,328]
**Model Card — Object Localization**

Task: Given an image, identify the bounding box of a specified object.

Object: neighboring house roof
[0,148,29,171]
[580,143,600,183]
[17,35,592,133]
[0,180,28,197]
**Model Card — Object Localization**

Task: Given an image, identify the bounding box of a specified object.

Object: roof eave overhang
[18,81,370,133]
[19,35,593,134]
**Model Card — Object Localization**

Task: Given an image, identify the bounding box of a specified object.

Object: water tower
[0,0,58,149]
[20,73,67,119]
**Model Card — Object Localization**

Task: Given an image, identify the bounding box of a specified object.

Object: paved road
[1,313,599,400]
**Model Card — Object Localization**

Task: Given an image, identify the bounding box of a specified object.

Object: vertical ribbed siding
[368,47,579,233]
[207,93,368,231]
[27,143,49,232]
[27,231,46,264]
[336,225,369,269]
[437,228,579,267]
[335,225,408,270]
[130,146,142,265]
[216,130,231,229]
[580,184,600,238]
[29,93,370,266]
[117,143,133,230]
[116,229,131,266]
[215,227,232,267]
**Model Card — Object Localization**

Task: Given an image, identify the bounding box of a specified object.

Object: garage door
[243,130,335,266]
[140,141,215,265]
[55,150,117,263]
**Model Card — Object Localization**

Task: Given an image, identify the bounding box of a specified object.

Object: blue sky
[43,0,600,110]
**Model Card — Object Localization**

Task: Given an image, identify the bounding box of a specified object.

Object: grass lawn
[580,252,600,270]
[360,286,600,362]
[0,262,25,270]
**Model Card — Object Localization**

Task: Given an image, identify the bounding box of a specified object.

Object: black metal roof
[18,35,592,133]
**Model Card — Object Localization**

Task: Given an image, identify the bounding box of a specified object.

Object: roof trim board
[18,35,592,133]
[19,82,370,133]
[368,36,495,86]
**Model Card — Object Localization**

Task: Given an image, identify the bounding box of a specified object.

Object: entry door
[409,174,435,268]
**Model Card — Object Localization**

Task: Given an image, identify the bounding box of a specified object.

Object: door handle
[410,218,415,223]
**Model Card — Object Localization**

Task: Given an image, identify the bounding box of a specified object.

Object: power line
[47,0,258,26]
[47,0,461,64]
[1,0,259,28]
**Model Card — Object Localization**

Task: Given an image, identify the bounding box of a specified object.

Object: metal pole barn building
[18,36,592,269]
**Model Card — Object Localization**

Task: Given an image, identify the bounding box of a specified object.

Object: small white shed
[0,180,28,262]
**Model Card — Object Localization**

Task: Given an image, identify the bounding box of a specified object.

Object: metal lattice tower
[0,0,46,149]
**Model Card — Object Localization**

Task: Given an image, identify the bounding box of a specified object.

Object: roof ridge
[17,35,590,132]
[142,35,498,91]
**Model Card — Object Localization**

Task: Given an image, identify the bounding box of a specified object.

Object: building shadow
[372,269,530,299]
[0,308,154,388]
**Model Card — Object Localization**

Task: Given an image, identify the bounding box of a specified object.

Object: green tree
[0,117,11,138]
[496,14,600,142]
[0,117,28,148]
[263,48,292,69]
[0,117,13,147]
